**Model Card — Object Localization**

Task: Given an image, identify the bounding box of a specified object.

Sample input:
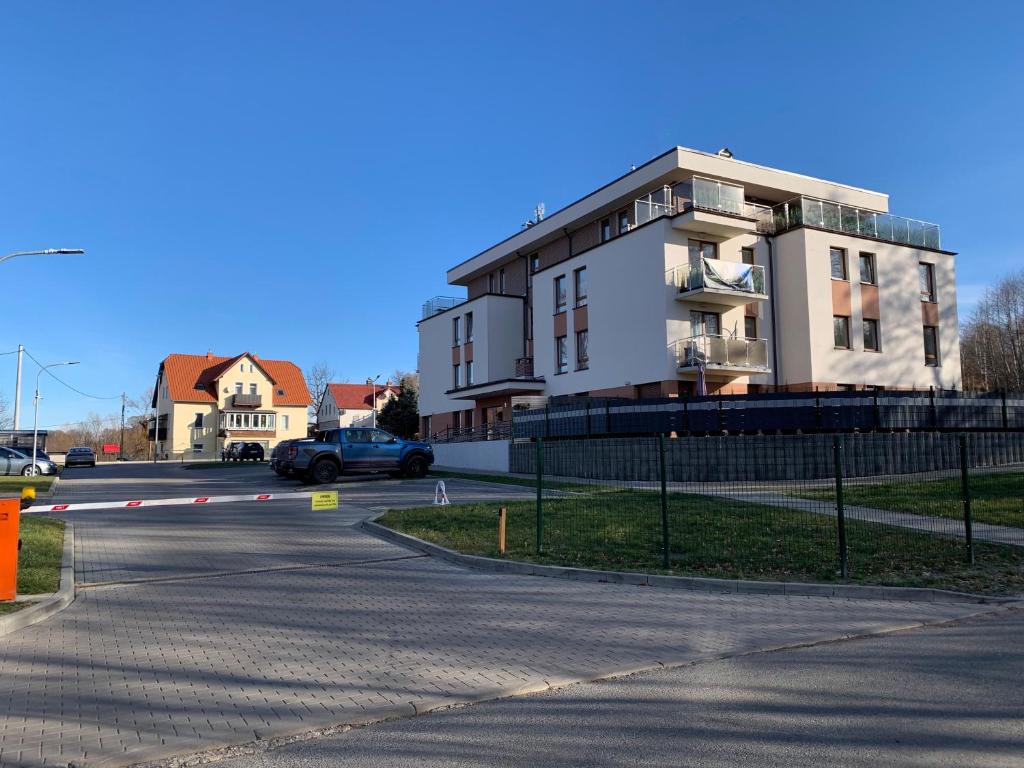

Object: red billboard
[102,444,120,454]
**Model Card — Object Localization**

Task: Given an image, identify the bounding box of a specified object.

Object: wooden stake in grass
[498,506,507,556]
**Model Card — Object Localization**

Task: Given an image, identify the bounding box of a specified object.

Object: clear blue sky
[1,1,1021,429]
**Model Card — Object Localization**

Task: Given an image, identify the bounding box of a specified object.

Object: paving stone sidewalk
[0,468,999,767]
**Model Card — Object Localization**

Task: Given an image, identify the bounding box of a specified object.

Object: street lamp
[1,248,85,267]
[367,374,381,428]
[31,361,80,476]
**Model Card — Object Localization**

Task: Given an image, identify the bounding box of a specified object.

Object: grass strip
[0,476,55,493]
[17,516,65,594]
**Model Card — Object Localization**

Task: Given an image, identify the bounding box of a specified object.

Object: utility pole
[120,392,126,461]
[13,345,23,430]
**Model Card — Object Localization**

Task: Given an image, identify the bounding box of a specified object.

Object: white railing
[674,334,769,370]
[668,257,766,295]
[633,185,674,226]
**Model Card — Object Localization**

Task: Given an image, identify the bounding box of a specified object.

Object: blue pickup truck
[273,427,434,484]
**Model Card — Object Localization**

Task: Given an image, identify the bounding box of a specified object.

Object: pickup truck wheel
[403,455,428,479]
[311,458,339,484]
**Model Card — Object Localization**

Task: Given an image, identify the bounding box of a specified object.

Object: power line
[22,348,121,400]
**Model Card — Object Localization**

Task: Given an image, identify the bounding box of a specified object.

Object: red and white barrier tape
[28,491,316,513]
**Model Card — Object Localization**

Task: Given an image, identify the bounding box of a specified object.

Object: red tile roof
[326,383,399,410]
[155,353,311,407]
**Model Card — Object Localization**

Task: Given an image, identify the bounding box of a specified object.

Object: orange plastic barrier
[0,498,20,602]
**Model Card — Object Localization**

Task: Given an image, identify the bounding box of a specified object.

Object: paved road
[209,608,1024,768]
[0,465,1004,767]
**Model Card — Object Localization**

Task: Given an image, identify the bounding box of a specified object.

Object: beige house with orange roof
[150,352,311,459]
[315,382,399,430]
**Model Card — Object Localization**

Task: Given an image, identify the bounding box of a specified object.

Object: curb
[0,521,76,638]
[359,517,1019,605]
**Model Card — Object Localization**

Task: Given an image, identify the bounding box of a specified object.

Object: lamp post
[31,361,79,475]
[367,374,381,428]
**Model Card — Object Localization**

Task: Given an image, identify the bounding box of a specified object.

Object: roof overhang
[445,378,546,400]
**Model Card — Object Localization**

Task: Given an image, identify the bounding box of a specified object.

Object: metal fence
[513,390,1024,440]
[509,432,1023,586]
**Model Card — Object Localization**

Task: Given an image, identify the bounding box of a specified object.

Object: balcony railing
[669,257,766,295]
[673,176,745,216]
[634,186,675,226]
[515,357,535,377]
[232,393,262,408]
[674,334,769,371]
[422,296,465,320]
[759,196,941,249]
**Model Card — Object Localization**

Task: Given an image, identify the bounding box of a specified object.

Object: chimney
[252,354,259,360]
[206,350,213,360]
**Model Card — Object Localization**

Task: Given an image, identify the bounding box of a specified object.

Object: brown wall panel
[572,305,589,331]
[860,283,880,320]
[553,311,567,337]
[921,301,939,325]
[451,346,461,365]
[831,280,852,316]
[463,342,473,362]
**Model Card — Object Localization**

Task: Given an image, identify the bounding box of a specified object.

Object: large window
[863,319,880,351]
[833,315,851,349]
[741,247,755,265]
[554,275,567,312]
[225,412,277,431]
[249,383,257,395]
[688,240,717,265]
[618,211,629,235]
[744,316,758,339]
[555,336,568,373]
[859,252,876,284]
[499,268,506,294]
[919,262,936,302]
[923,325,940,366]
[465,312,473,342]
[575,330,589,370]
[830,247,848,280]
[574,267,587,307]
[234,382,243,394]
[194,413,204,428]
[452,316,461,346]
[690,310,721,337]
[453,363,461,388]
[600,218,611,243]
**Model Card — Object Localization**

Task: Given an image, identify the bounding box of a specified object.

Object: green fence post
[536,438,544,555]
[959,435,975,565]
[833,435,849,579]
[659,433,670,569]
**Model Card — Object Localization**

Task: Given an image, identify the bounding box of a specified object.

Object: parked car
[276,427,433,484]
[234,442,265,462]
[270,440,296,476]
[0,446,59,476]
[64,446,97,468]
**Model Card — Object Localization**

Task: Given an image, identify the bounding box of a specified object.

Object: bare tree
[390,370,419,392]
[304,361,336,422]
[0,389,10,430]
[961,270,1024,391]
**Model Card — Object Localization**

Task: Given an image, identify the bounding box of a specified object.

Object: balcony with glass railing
[674,334,770,375]
[421,296,465,320]
[668,258,767,306]
[758,196,941,249]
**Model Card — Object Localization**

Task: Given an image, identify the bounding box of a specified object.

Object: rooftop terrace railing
[759,196,941,249]
[421,296,465,319]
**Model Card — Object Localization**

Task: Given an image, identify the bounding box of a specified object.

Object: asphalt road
[208,608,1024,768]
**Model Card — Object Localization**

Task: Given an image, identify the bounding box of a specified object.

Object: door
[368,429,402,469]
[0,448,11,475]
[340,429,372,468]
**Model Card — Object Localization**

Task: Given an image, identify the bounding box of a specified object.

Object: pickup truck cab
[278,427,434,484]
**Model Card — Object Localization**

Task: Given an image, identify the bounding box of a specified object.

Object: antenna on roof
[717,147,734,158]
[521,203,546,230]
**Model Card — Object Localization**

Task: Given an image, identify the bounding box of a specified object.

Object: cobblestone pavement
[0,466,997,767]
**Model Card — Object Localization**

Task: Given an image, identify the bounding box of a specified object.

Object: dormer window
[277,388,285,396]
[194,383,205,391]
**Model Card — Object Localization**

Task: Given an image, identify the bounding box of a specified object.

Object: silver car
[65,446,97,468]
[0,446,59,476]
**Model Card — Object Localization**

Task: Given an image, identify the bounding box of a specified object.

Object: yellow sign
[311,491,339,511]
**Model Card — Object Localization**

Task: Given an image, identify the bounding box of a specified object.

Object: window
[240,363,244,372]
[282,414,290,430]
[833,315,851,349]
[530,254,540,273]
[249,383,257,395]
[741,247,755,265]
[688,240,717,265]
[488,273,495,293]
[499,268,506,294]
[574,267,587,307]
[452,316,461,346]
[465,312,473,342]
[343,429,368,443]
[453,364,461,388]
[690,310,721,337]
[600,218,611,243]
[466,360,474,385]
[554,275,567,312]
[193,443,204,454]
[234,382,243,394]
[575,330,589,369]
[830,247,847,280]
[863,319,880,351]
[465,410,473,429]
[249,363,254,373]
[618,211,629,235]
[369,430,394,443]
[919,263,936,302]
[744,316,758,339]
[923,325,940,366]
[555,336,568,373]
[194,413,204,428]
[859,252,876,284]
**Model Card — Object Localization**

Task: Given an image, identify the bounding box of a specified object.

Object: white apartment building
[417,146,961,437]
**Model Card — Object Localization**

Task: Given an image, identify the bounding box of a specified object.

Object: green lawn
[431,469,613,495]
[0,476,55,493]
[378,491,1024,595]
[792,472,1023,529]
[17,516,66,594]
